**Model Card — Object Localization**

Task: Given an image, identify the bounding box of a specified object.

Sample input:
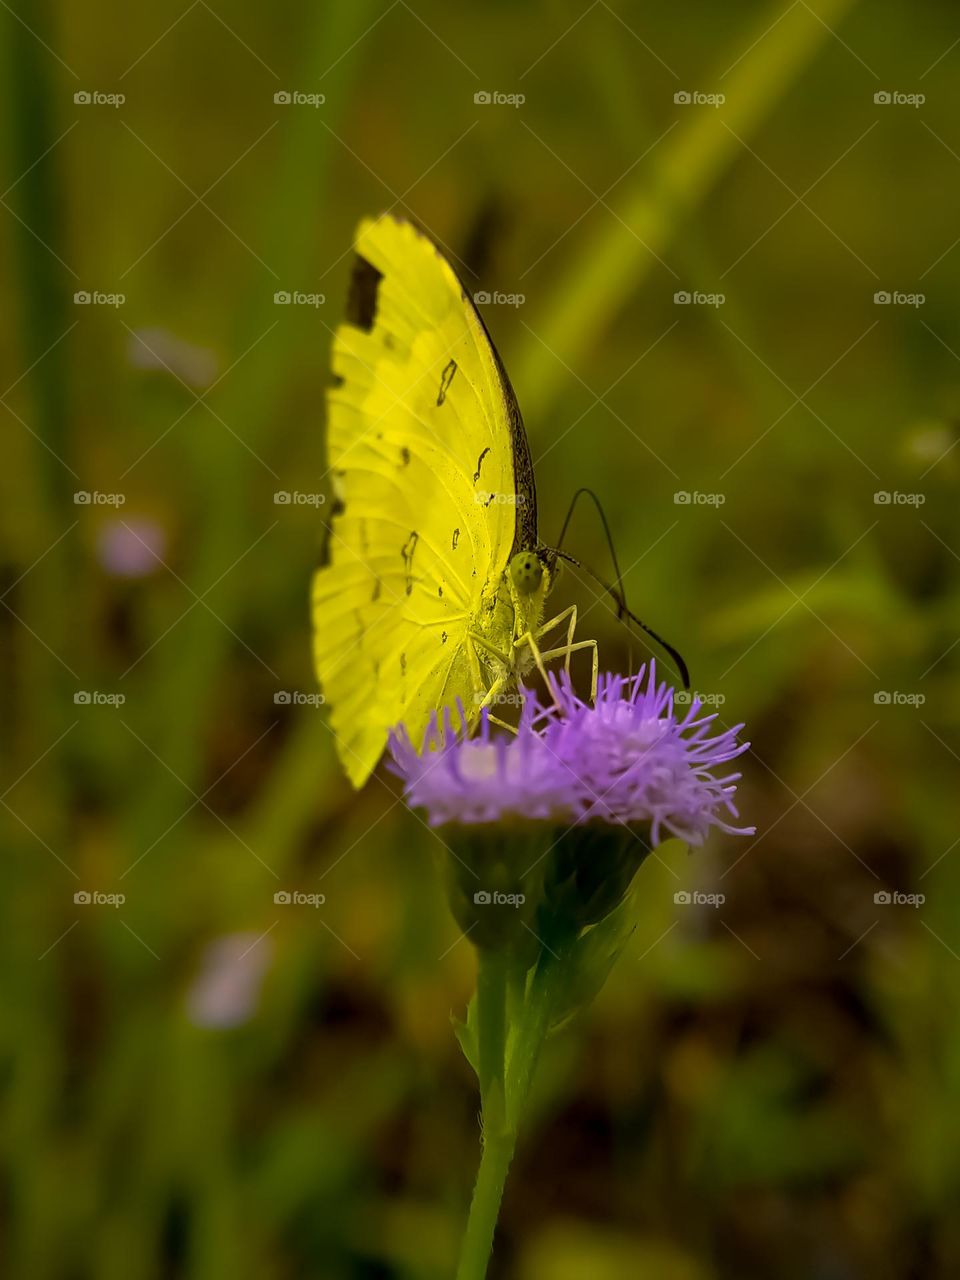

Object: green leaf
[452,994,480,1079]
[547,889,643,1032]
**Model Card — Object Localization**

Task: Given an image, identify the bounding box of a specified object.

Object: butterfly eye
[509,551,543,595]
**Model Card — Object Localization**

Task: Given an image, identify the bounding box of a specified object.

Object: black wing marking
[458,289,537,556]
[349,216,539,562]
[346,255,383,333]
[401,530,419,595]
[437,359,458,406]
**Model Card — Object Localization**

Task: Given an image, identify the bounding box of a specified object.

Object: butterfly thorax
[472,554,552,682]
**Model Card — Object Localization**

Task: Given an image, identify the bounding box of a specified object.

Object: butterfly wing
[312,215,536,787]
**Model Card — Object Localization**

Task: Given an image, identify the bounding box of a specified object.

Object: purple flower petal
[388,662,755,847]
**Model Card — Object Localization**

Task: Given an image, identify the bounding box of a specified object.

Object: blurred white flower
[186,932,274,1029]
[127,327,219,390]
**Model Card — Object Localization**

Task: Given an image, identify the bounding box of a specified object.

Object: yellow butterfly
[312,214,597,787]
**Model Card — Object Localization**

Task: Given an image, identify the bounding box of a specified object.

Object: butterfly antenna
[551,548,691,689]
[555,487,627,606]
[552,488,689,687]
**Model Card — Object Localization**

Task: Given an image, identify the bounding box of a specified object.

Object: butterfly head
[509,550,542,595]
[509,548,557,597]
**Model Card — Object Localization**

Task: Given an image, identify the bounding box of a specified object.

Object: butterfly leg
[511,625,564,708]
[541,604,597,701]
[536,638,599,703]
[517,606,599,703]
[464,632,490,713]
[486,707,520,734]
[473,674,522,735]
[467,632,521,730]
[531,605,581,680]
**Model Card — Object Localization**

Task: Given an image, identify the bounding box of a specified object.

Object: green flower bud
[541,823,650,932]
[441,825,548,954]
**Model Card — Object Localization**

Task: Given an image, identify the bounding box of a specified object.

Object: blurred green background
[3,0,960,1276]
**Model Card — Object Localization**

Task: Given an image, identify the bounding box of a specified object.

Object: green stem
[454,1125,516,1280]
[456,933,576,1280]
[457,948,510,1280]
[476,949,507,1103]
[504,943,566,1132]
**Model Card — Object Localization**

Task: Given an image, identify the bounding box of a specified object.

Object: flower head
[389,663,754,848]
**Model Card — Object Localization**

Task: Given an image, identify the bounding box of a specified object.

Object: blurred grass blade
[2,0,72,500]
[142,1,377,785]
[514,0,861,422]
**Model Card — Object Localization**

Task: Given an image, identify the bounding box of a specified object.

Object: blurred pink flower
[96,518,166,578]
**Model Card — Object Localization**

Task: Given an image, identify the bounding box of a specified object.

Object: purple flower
[97,518,166,578]
[389,663,754,848]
